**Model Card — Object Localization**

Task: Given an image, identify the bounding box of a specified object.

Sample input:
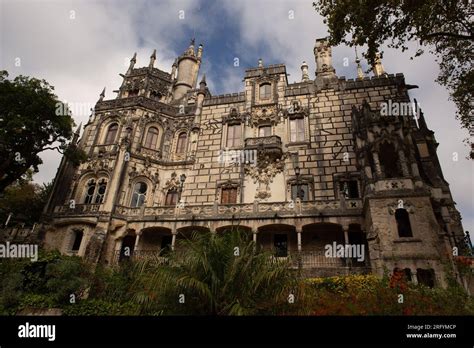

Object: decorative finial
[197,43,203,59]
[127,52,137,74]
[258,58,263,68]
[355,46,364,79]
[200,74,207,86]
[99,87,106,101]
[372,52,385,77]
[74,122,82,135]
[301,61,309,82]
[149,49,156,69]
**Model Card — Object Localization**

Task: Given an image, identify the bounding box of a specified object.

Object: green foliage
[0,178,52,226]
[0,70,86,193]
[62,299,139,316]
[131,229,298,315]
[313,0,473,157]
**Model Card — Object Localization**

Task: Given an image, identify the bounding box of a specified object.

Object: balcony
[244,135,282,160]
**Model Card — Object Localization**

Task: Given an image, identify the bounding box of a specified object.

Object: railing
[54,199,362,220]
[93,144,118,155]
[53,204,103,216]
[112,248,368,269]
[245,135,283,159]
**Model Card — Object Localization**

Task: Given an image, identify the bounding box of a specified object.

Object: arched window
[259,83,271,99]
[144,127,159,149]
[104,123,118,145]
[176,132,187,154]
[94,179,107,204]
[131,182,147,208]
[71,229,83,252]
[395,208,413,237]
[379,142,402,178]
[84,179,96,204]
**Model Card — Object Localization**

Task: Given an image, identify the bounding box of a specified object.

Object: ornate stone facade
[41,38,468,287]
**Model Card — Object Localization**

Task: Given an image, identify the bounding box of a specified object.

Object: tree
[0,71,86,193]
[313,0,473,157]
[0,175,52,226]
[132,229,298,315]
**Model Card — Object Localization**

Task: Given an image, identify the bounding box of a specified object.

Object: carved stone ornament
[244,154,288,200]
[248,104,281,127]
[163,172,180,191]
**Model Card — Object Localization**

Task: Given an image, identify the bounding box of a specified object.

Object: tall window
[395,208,413,237]
[131,182,147,207]
[221,187,238,204]
[259,125,272,137]
[104,123,118,145]
[94,179,107,204]
[379,142,402,178]
[290,118,305,142]
[165,189,178,206]
[339,181,359,198]
[226,124,241,147]
[259,83,271,99]
[291,183,309,201]
[176,132,187,153]
[71,229,83,252]
[84,179,96,204]
[144,127,159,149]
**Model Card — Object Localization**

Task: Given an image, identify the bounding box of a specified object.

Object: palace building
[41,38,468,287]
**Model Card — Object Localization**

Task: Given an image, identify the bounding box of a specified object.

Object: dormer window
[259,83,271,100]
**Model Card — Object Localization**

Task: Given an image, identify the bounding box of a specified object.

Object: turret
[314,38,336,79]
[172,39,202,101]
[301,61,309,82]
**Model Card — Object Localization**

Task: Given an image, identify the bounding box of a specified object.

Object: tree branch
[424,31,473,40]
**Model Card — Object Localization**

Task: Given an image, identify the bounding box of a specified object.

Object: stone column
[297,228,302,252]
[134,232,141,251]
[171,231,177,251]
[343,227,351,268]
[372,152,382,177]
[398,150,410,176]
[412,270,418,285]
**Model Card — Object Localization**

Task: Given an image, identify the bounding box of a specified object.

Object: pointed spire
[74,122,82,135]
[372,52,385,77]
[198,74,207,96]
[199,74,207,89]
[127,52,137,74]
[355,46,364,79]
[149,49,156,69]
[301,61,309,82]
[99,87,106,102]
[258,58,263,68]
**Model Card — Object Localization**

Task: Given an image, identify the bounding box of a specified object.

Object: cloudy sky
[1,0,472,232]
